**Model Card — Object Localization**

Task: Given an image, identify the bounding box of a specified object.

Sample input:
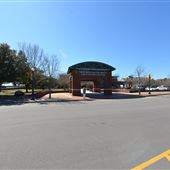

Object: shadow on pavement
[36,100,85,105]
[0,92,145,106]
[0,96,85,106]
[85,92,145,100]
[0,96,31,106]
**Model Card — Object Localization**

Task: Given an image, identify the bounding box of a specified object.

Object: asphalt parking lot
[0,95,170,169]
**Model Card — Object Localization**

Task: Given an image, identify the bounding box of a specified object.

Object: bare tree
[18,43,45,97]
[135,65,144,95]
[43,55,59,99]
[18,42,44,69]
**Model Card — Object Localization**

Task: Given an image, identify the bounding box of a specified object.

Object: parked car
[145,86,157,91]
[131,85,145,90]
[166,86,170,91]
[14,90,25,96]
[156,85,168,91]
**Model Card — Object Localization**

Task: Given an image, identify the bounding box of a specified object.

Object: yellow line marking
[131,150,170,170]
[166,154,170,162]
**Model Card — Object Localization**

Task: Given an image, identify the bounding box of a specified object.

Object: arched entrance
[67,61,116,96]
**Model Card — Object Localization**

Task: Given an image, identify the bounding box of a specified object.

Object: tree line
[0,43,69,95]
[123,65,170,89]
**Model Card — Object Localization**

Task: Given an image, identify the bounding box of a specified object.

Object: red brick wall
[69,70,112,96]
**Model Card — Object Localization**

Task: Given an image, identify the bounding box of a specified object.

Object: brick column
[72,70,81,96]
[104,71,112,95]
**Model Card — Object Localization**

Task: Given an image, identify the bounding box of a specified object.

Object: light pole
[31,68,35,100]
[148,74,151,94]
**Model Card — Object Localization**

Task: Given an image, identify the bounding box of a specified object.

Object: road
[0,95,170,169]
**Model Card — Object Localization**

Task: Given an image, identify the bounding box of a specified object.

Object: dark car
[14,90,25,96]
[131,85,145,91]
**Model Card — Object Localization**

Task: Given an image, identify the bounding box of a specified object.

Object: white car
[156,86,168,91]
[145,86,157,91]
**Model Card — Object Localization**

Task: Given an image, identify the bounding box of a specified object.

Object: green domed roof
[67,61,115,74]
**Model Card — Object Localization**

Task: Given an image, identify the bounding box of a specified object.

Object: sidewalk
[132,91,170,97]
[41,91,170,101]
[42,92,91,101]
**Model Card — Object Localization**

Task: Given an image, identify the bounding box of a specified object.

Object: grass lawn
[0,88,67,99]
[0,89,31,96]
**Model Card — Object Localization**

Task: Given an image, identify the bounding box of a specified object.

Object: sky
[0,0,170,79]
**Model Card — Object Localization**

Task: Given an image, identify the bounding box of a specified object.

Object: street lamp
[148,74,151,94]
[31,67,35,100]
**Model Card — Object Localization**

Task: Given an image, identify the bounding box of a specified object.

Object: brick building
[67,61,115,96]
